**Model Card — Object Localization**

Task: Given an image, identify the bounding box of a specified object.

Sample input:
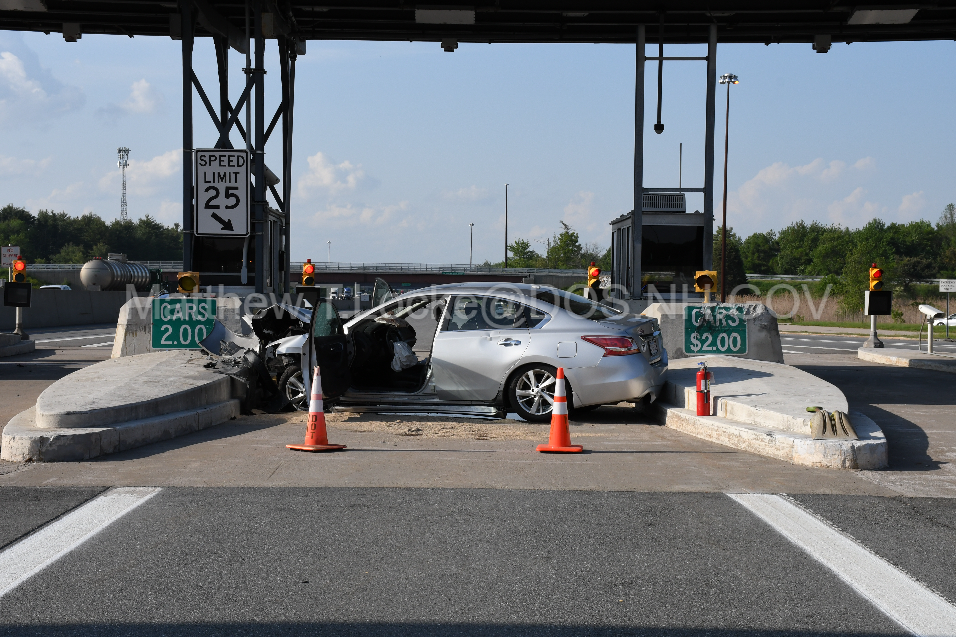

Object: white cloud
[307,201,408,228]
[0,46,84,123]
[156,199,183,225]
[443,185,490,202]
[899,191,926,217]
[99,149,181,197]
[727,156,894,233]
[26,181,87,210]
[0,154,51,178]
[97,78,164,119]
[562,191,597,234]
[297,152,366,198]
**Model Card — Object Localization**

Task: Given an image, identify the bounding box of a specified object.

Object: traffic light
[694,270,716,293]
[177,271,200,294]
[869,264,884,291]
[301,259,315,286]
[11,257,26,283]
[587,261,601,287]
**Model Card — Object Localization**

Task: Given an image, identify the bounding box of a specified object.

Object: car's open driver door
[303,300,351,401]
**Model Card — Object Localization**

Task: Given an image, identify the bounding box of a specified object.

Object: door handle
[498,338,521,346]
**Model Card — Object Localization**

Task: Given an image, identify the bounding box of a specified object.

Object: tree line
[0,205,182,263]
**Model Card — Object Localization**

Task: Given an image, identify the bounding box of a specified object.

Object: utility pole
[469,223,474,267]
[117,147,130,221]
[718,73,739,303]
[504,184,509,267]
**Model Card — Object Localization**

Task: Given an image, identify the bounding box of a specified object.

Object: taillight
[581,335,639,356]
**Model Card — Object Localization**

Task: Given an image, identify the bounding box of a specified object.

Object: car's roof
[400,282,553,296]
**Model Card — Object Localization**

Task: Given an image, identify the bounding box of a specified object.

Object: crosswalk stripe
[0,487,161,598]
[729,493,956,637]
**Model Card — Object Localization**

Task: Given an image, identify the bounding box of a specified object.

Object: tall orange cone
[287,365,346,452]
[536,367,583,453]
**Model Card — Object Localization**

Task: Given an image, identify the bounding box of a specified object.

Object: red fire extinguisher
[696,361,713,416]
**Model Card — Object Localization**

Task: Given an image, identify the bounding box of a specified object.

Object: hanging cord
[654,17,664,134]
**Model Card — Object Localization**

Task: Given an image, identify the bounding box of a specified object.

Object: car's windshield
[532,289,622,321]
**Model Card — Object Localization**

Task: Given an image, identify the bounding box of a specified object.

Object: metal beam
[191,70,221,133]
[703,23,717,271]
[631,24,644,299]
[181,0,194,272]
[194,0,248,53]
[253,4,266,294]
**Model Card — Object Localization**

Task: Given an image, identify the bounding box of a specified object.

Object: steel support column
[631,24,645,299]
[253,5,266,294]
[181,0,194,272]
[279,39,295,295]
[703,23,717,270]
[214,35,231,149]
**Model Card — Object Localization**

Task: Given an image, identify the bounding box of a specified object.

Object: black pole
[632,24,645,299]
[181,0,194,272]
[504,184,508,267]
[215,36,229,149]
[253,5,265,294]
[703,25,716,273]
[286,45,296,296]
[720,81,730,303]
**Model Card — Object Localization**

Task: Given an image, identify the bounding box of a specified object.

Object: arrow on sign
[210,213,234,232]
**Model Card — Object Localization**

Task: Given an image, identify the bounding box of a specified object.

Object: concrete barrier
[642,302,783,364]
[0,288,135,331]
[0,333,35,357]
[111,296,245,358]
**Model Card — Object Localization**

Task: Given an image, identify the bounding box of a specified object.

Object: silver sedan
[303,283,667,422]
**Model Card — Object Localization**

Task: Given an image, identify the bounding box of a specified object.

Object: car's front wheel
[508,364,566,423]
[279,366,308,411]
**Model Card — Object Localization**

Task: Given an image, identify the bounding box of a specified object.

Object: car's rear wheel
[279,366,308,411]
[508,364,565,423]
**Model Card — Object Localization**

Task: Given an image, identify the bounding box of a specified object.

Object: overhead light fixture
[441,40,458,52]
[848,9,919,25]
[812,34,831,53]
[416,9,475,25]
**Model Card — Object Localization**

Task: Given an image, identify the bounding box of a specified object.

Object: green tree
[940,203,956,277]
[506,238,541,268]
[713,226,748,296]
[740,230,777,274]
[773,220,829,275]
[807,226,852,276]
[547,221,584,269]
[836,219,895,316]
[50,243,87,264]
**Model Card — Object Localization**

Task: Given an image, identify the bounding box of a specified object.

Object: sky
[1,30,954,264]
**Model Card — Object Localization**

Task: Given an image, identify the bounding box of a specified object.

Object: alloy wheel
[514,368,556,417]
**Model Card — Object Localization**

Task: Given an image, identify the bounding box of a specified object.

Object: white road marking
[729,493,956,637]
[0,487,161,598]
[35,334,114,343]
[781,349,803,354]
[80,341,114,348]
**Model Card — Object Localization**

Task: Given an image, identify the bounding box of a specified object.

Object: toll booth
[610,193,706,300]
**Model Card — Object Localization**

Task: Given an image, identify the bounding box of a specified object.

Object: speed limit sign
[195,149,250,237]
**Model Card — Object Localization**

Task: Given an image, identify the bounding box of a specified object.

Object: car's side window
[312,301,343,337]
[516,305,550,329]
[443,296,534,331]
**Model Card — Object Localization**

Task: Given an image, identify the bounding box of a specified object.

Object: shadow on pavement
[0,624,908,637]
[794,361,955,471]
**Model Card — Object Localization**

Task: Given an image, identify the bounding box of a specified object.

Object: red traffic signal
[301,259,315,286]
[869,264,884,291]
[12,257,26,283]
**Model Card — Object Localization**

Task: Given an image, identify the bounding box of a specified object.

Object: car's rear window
[532,290,621,322]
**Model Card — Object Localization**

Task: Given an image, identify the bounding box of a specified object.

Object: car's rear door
[305,300,351,399]
[430,295,530,401]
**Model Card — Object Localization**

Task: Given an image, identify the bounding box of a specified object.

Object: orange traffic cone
[536,367,583,453]
[286,365,346,452]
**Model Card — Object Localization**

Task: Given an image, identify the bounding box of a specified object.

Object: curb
[655,404,888,470]
[1,400,241,462]
[858,347,956,375]
[0,340,35,358]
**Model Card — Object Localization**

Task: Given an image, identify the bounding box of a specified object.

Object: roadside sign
[684,305,748,355]
[940,279,956,293]
[1,246,20,267]
[194,149,250,237]
[152,298,217,349]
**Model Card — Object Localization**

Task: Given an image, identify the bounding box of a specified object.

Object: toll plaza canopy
[2,1,956,44]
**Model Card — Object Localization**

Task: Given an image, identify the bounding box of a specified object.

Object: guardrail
[290,262,587,276]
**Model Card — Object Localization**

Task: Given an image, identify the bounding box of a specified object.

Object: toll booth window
[444,296,527,331]
[312,302,343,337]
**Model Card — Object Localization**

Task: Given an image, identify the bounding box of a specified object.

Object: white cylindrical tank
[80,258,151,291]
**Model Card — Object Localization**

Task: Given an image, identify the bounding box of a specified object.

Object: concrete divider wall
[0,288,135,331]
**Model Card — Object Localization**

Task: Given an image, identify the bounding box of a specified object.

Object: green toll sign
[152,298,217,349]
[684,305,748,355]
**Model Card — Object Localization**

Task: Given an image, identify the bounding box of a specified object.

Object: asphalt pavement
[1,325,956,635]
[781,333,956,355]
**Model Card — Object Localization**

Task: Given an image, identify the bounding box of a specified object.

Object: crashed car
[287,282,667,422]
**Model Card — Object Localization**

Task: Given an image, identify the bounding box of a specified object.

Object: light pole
[327,240,331,262]
[469,223,474,267]
[718,73,739,303]
[504,184,509,267]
